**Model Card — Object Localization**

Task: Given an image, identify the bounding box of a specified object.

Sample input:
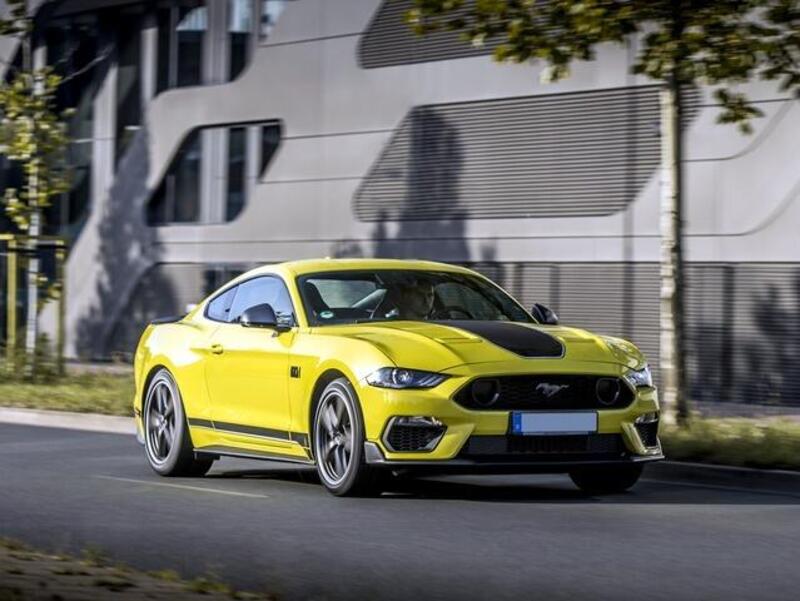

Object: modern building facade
[2,0,799,406]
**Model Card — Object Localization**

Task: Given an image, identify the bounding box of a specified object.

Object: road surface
[1,423,798,600]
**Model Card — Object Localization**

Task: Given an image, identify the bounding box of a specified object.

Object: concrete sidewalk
[0,407,135,435]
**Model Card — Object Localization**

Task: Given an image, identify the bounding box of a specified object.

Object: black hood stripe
[433,320,564,358]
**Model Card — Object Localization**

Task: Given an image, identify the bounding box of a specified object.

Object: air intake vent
[635,421,659,448]
[461,434,626,459]
[384,418,446,452]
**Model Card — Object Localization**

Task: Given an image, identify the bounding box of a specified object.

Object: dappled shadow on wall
[686,264,800,407]
[74,126,177,360]
[341,107,474,262]
[737,269,800,406]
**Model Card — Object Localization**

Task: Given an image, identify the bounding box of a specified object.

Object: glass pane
[298,270,532,326]
[115,18,142,164]
[226,127,247,221]
[228,0,252,80]
[147,130,201,224]
[229,277,294,324]
[207,286,237,321]
[260,123,281,176]
[157,2,206,92]
[176,5,206,87]
[46,17,99,140]
[173,130,202,222]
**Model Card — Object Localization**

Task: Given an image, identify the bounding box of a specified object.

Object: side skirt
[194,445,315,466]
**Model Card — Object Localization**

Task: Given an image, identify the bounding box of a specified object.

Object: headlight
[624,365,653,389]
[366,368,448,389]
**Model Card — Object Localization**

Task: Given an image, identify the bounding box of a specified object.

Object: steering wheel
[433,305,474,320]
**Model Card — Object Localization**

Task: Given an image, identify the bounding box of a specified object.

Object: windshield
[298,270,533,326]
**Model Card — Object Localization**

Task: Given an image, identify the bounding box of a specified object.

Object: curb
[647,460,800,495]
[0,407,135,435]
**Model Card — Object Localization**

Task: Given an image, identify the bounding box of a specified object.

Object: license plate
[511,412,597,436]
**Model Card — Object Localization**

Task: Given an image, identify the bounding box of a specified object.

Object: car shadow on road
[204,465,800,505]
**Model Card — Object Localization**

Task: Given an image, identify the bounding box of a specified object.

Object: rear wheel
[569,464,643,495]
[143,368,214,477]
[312,377,383,496]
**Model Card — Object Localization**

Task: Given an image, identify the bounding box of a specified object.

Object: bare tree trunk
[24,197,40,372]
[659,78,689,425]
[23,38,44,376]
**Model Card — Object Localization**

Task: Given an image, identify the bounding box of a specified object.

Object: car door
[204,276,296,448]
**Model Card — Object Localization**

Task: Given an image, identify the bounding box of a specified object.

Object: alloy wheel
[146,380,177,464]
[315,389,355,486]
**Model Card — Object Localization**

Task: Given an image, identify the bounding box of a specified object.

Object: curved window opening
[147,120,282,226]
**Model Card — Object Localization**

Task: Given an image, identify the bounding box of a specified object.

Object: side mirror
[531,303,559,325]
[240,303,285,329]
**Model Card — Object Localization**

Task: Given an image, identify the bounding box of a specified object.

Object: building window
[148,120,281,226]
[42,141,93,239]
[148,130,202,224]
[157,1,207,93]
[115,16,142,164]
[45,15,101,142]
[260,123,281,177]
[226,127,247,221]
[228,0,252,80]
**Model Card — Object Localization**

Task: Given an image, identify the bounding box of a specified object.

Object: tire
[569,464,643,494]
[311,377,383,497]
[143,368,214,477]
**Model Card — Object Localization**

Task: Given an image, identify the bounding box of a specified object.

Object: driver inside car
[382,278,437,320]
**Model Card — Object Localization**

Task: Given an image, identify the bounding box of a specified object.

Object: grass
[661,418,800,471]
[0,372,133,416]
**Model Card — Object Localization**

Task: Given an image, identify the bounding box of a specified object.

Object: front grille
[635,421,659,448]
[454,375,634,411]
[385,423,445,452]
[461,434,626,461]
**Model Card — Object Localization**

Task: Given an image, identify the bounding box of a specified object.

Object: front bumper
[358,365,663,466]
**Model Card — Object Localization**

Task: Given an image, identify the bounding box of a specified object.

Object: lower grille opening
[460,434,627,462]
[635,421,659,448]
[385,422,446,452]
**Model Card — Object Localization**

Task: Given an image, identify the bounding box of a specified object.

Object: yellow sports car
[134,259,662,496]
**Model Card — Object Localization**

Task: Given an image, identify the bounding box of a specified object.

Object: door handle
[209,343,224,355]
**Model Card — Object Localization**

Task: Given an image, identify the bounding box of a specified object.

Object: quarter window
[206,286,238,322]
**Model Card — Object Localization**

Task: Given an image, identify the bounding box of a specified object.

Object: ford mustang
[133,259,662,496]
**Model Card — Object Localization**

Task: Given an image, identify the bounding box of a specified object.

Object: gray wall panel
[355,86,700,221]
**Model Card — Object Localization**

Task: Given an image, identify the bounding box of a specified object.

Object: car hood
[322,320,644,372]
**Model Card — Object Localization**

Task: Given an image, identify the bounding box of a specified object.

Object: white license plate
[511,412,597,436]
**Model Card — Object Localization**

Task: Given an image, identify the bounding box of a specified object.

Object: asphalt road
[1,424,799,601]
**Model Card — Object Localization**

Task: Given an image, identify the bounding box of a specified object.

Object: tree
[407,0,800,424]
[1,0,71,373]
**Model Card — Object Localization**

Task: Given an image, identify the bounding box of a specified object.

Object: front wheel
[143,368,214,477]
[569,464,643,495]
[312,378,383,496]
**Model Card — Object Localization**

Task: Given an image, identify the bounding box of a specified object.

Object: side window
[206,286,238,322]
[228,277,295,325]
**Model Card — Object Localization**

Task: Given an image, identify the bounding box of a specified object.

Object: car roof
[245,258,478,279]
